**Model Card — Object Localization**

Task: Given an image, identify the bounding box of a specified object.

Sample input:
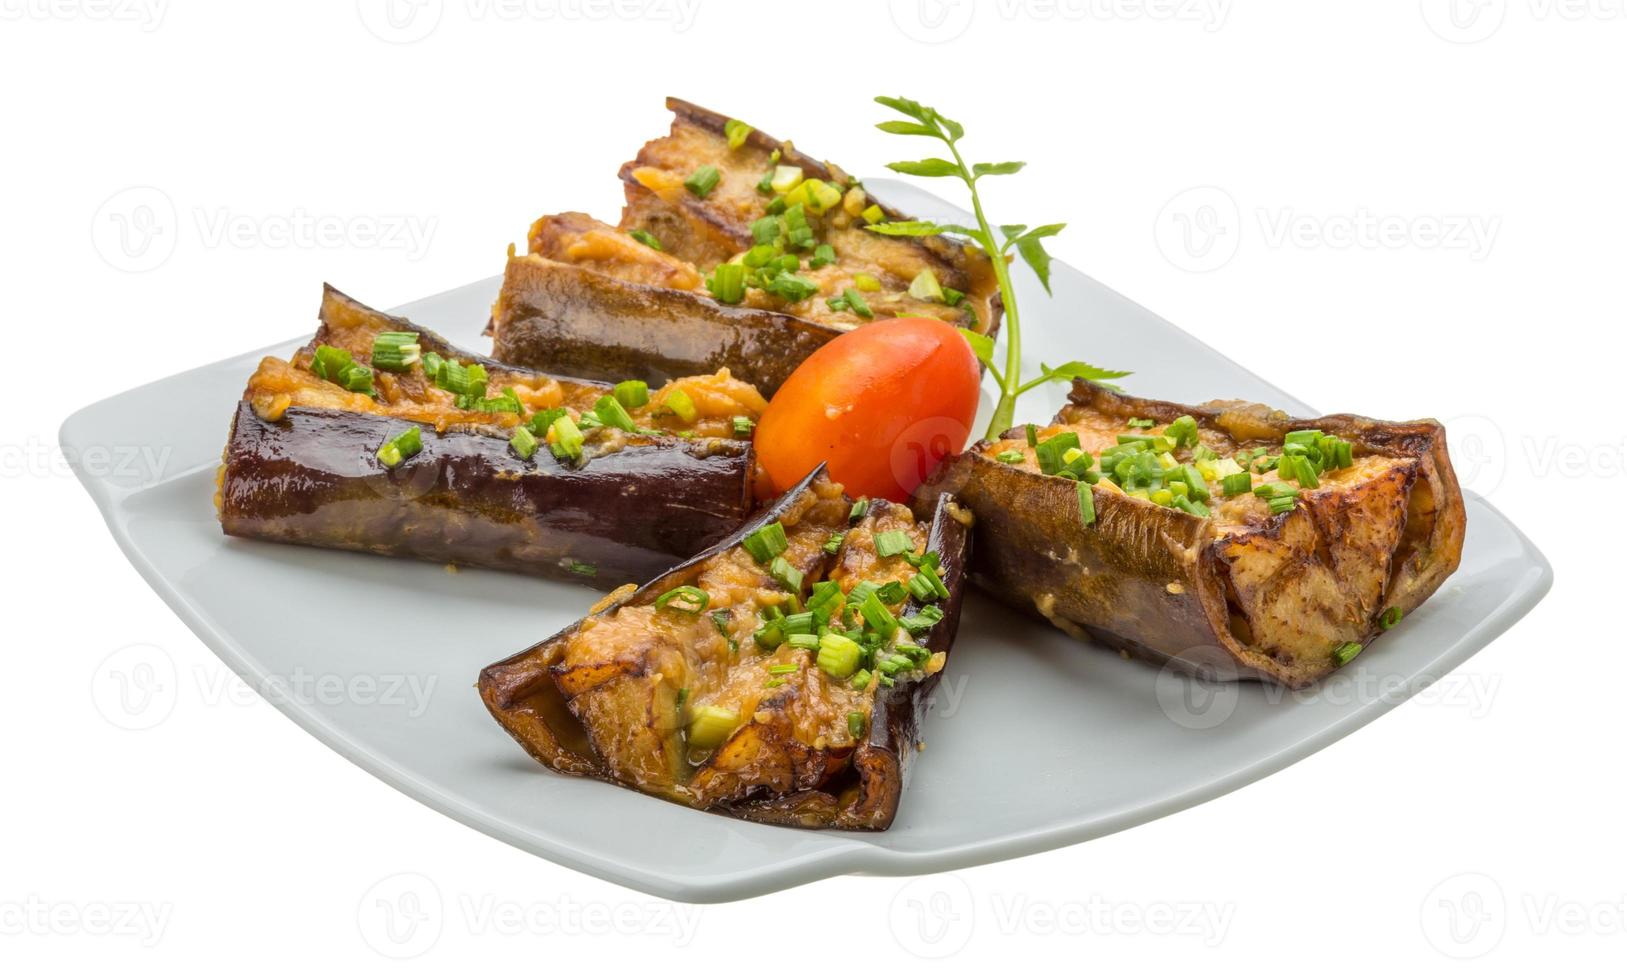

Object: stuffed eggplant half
[478,466,972,830]
[217,285,766,585]
[489,97,1002,396]
[917,383,1466,689]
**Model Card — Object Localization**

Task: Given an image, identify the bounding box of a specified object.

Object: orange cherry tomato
[755,317,981,503]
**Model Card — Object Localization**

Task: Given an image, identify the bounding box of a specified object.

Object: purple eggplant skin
[218,404,755,588]
[490,251,838,397]
[477,466,974,831]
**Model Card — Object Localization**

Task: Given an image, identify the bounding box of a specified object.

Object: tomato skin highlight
[754,318,981,502]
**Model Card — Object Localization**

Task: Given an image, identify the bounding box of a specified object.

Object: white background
[2,0,1618,973]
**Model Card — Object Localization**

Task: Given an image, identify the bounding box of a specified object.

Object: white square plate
[63,180,1551,902]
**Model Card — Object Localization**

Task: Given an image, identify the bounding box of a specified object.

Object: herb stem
[943,137,1023,438]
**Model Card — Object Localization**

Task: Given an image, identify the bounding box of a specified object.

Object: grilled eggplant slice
[917,382,1466,689]
[478,465,972,830]
[217,285,764,585]
[489,97,1002,395]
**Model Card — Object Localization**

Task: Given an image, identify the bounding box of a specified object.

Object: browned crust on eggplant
[488,97,1003,396]
[217,287,756,586]
[915,382,1466,689]
[477,467,972,830]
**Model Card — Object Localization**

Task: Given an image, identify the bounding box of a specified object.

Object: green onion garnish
[810,244,837,269]
[548,415,584,461]
[654,585,710,614]
[371,331,422,372]
[724,118,754,150]
[1127,418,1155,429]
[510,425,538,461]
[1380,606,1403,630]
[568,560,596,577]
[852,272,881,292]
[376,426,423,468]
[1035,432,1083,476]
[823,531,845,555]
[662,388,698,424]
[899,604,944,635]
[1077,482,1096,526]
[874,580,908,605]
[732,415,755,437]
[847,711,865,739]
[769,556,803,594]
[908,267,945,303]
[687,705,739,750]
[706,263,746,304]
[873,530,914,558]
[816,633,862,679]
[842,287,873,319]
[1284,429,1323,447]
[1332,641,1362,666]
[613,380,649,408]
[767,663,798,675]
[996,449,1025,464]
[593,394,637,433]
[684,165,720,198]
[1221,472,1253,497]
[741,522,788,564]
[1025,424,1039,448]
[849,668,872,690]
[628,229,662,250]
[849,498,871,523]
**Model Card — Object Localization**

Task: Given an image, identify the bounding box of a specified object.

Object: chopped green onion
[593,394,638,432]
[1176,497,1210,517]
[510,425,538,461]
[782,203,815,250]
[847,711,866,739]
[613,380,649,408]
[548,415,584,461]
[810,243,837,269]
[908,268,945,303]
[1267,494,1298,515]
[376,426,422,468]
[1025,424,1039,448]
[849,669,872,690]
[687,705,739,749]
[724,118,753,150]
[311,345,354,382]
[769,165,804,194]
[1380,606,1404,630]
[337,362,375,395]
[874,530,914,558]
[684,165,720,198]
[628,228,662,251]
[732,415,755,437]
[1332,641,1362,666]
[849,498,871,523]
[1222,472,1253,497]
[1127,418,1155,429]
[420,351,445,378]
[909,563,951,601]
[858,592,901,637]
[852,272,881,292]
[996,449,1025,464]
[753,620,785,651]
[899,604,944,635]
[1035,432,1082,476]
[842,288,873,319]
[861,204,884,224]
[823,531,846,555]
[654,585,710,614]
[1078,482,1096,525]
[741,522,789,564]
[786,633,820,650]
[371,331,422,372]
[526,406,567,436]
[816,633,862,679]
[1284,429,1323,447]
[1165,415,1200,449]
[767,663,798,675]
[706,263,746,304]
[769,556,803,594]
[568,560,596,577]
[662,388,698,424]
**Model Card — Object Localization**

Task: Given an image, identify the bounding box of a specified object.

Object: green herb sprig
[869,95,1129,439]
